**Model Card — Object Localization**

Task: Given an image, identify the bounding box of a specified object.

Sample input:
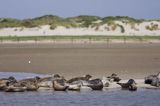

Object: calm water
[0,72,160,106]
[1,89,160,106]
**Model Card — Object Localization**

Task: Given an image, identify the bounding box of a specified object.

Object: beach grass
[0,15,145,28]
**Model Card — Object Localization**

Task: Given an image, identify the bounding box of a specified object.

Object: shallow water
[0,89,160,106]
[0,72,48,80]
[0,72,160,106]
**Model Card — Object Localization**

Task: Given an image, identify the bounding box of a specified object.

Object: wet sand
[0,42,160,79]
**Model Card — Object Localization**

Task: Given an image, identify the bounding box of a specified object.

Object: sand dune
[0,21,160,36]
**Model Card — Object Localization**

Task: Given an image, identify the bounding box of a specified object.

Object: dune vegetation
[0,15,147,29]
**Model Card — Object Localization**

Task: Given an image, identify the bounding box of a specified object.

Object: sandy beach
[0,42,160,79]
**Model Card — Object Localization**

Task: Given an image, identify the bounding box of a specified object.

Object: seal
[18,76,40,91]
[107,73,121,82]
[117,79,137,91]
[53,79,68,91]
[0,76,17,91]
[145,72,160,87]
[37,76,53,88]
[5,82,27,92]
[85,78,103,90]
[66,74,92,84]
[68,84,81,91]
[37,74,63,89]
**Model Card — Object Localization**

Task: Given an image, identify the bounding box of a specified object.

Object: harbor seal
[117,79,137,91]
[67,74,92,84]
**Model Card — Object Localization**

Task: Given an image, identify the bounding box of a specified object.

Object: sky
[0,0,159,19]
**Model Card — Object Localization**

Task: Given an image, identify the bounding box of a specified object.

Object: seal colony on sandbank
[0,73,160,92]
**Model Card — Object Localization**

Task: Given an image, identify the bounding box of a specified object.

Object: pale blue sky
[0,0,159,19]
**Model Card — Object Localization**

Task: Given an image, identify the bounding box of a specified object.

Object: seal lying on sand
[145,72,160,87]
[0,76,17,90]
[37,75,55,88]
[68,84,81,91]
[66,74,92,91]
[18,76,40,91]
[0,77,27,92]
[84,79,103,90]
[117,79,137,91]
[66,74,92,84]
[53,79,68,91]
[101,73,121,87]
[107,73,121,82]
[37,74,64,89]
[5,82,27,92]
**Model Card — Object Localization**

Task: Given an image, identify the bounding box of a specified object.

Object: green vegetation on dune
[0,15,151,29]
[102,16,144,24]
[0,36,160,42]
[31,15,66,28]
[66,15,101,27]
[0,18,22,28]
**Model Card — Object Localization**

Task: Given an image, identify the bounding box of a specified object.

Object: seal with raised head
[53,78,68,91]
[117,79,137,91]
[0,76,17,91]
